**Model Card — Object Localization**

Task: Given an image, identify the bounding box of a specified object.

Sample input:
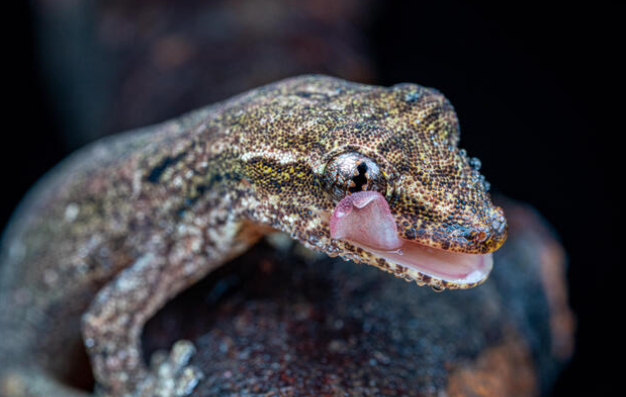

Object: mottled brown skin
[0,75,506,396]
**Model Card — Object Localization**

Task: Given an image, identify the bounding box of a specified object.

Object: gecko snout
[471,206,508,253]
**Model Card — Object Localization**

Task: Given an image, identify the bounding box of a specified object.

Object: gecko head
[316,82,507,290]
[243,76,507,290]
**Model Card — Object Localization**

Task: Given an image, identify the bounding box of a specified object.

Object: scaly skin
[0,75,506,397]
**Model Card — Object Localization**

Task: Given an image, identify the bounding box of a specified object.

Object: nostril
[464,228,488,243]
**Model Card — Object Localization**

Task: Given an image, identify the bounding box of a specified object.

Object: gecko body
[0,76,506,396]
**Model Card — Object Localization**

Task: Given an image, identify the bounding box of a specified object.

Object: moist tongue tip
[330,191,401,251]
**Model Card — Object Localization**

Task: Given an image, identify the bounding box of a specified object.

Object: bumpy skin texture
[0,76,506,396]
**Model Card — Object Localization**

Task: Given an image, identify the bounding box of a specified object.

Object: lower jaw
[349,239,494,285]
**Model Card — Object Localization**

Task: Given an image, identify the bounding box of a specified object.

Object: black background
[4,2,620,396]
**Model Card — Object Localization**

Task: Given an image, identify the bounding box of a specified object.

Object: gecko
[0,75,507,397]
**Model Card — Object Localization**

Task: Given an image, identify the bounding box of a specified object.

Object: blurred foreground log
[144,198,574,397]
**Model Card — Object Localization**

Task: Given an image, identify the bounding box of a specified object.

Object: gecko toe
[141,340,203,397]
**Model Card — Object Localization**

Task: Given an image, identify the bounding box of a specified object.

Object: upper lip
[397,217,507,255]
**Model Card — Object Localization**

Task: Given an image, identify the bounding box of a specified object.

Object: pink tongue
[330,191,402,251]
[329,191,493,284]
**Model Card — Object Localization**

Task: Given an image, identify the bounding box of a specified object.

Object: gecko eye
[323,152,387,202]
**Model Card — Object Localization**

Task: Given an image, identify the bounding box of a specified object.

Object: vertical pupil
[349,162,369,193]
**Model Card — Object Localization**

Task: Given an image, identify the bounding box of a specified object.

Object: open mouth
[329,191,493,285]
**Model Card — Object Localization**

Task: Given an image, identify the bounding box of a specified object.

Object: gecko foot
[133,341,203,397]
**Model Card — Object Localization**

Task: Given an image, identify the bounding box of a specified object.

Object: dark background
[4,1,620,396]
